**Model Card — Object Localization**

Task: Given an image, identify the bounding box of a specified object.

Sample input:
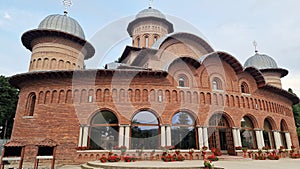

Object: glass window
[131,111,159,149]
[26,93,36,116]
[171,112,197,149]
[263,119,275,149]
[89,111,119,150]
[280,120,288,149]
[212,77,222,90]
[240,117,257,149]
[179,77,185,87]
[241,82,249,94]
[137,37,140,48]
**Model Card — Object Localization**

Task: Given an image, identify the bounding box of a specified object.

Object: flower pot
[189,155,193,160]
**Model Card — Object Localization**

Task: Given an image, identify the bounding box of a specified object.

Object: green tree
[288,88,300,143]
[0,75,19,139]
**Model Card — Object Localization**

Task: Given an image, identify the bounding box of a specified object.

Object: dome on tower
[21,13,95,59]
[38,14,85,39]
[244,53,278,69]
[135,8,166,19]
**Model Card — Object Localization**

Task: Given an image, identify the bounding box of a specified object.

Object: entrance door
[225,128,235,155]
[219,129,227,150]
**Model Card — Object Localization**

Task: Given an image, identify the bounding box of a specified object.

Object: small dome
[38,14,85,39]
[244,53,278,69]
[136,8,166,19]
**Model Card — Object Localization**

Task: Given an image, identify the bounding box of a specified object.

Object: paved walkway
[58,159,300,169]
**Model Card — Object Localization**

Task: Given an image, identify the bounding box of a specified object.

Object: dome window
[179,77,185,87]
[241,82,250,94]
[145,35,149,47]
[212,77,222,90]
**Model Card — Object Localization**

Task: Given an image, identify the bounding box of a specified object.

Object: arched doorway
[280,120,288,149]
[240,116,257,149]
[171,111,197,149]
[263,119,275,149]
[89,110,119,150]
[131,110,159,149]
[208,113,235,155]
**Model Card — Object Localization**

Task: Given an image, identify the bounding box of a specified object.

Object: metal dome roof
[136,7,166,19]
[244,53,278,69]
[38,14,85,39]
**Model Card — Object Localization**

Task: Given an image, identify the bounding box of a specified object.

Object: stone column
[236,128,242,147]
[197,126,204,149]
[124,125,130,149]
[161,125,166,147]
[78,126,83,147]
[260,130,265,147]
[118,126,125,147]
[273,131,281,149]
[255,128,263,149]
[166,125,172,146]
[232,128,238,147]
[285,132,292,149]
[82,125,89,147]
[203,127,209,149]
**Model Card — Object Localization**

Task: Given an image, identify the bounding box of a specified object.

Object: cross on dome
[149,0,153,8]
[63,0,72,15]
[253,40,258,53]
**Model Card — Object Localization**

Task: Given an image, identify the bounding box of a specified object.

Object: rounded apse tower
[127,6,174,48]
[21,13,95,72]
[244,52,288,88]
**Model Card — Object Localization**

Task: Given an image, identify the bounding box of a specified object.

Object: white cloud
[3,12,11,20]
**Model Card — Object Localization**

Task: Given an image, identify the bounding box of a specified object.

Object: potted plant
[204,160,214,169]
[175,149,180,155]
[99,156,107,163]
[242,147,248,158]
[248,150,253,158]
[188,148,194,160]
[201,146,208,160]
[207,155,219,161]
[150,149,155,161]
[124,156,137,162]
[120,146,127,155]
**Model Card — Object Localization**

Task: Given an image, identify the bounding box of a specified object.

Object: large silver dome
[38,14,85,39]
[244,53,278,69]
[136,8,166,19]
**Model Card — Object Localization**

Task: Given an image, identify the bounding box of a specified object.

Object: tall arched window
[280,120,288,149]
[240,116,257,149]
[212,77,222,90]
[263,119,275,149]
[26,92,36,116]
[171,112,197,149]
[89,110,119,150]
[137,37,140,48]
[208,113,234,154]
[131,111,159,149]
[241,82,249,94]
[154,35,158,42]
[145,35,149,47]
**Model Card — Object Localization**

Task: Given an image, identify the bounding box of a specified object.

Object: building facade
[4,5,299,165]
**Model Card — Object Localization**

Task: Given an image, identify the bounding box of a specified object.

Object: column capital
[196,125,203,128]
[272,130,280,133]
[254,128,263,131]
[160,124,169,127]
[119,124,131,127]
[232,127,240,130]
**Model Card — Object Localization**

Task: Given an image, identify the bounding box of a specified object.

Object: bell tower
[127,2,173,48]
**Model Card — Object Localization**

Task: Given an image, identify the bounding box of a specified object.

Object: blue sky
[1,0,300,95]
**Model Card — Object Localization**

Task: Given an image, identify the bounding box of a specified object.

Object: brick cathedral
[1,3,299,167]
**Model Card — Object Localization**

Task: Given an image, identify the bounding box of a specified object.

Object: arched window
[171,112,197,149]
[241,82,249,94]
[89,111,119,150]
[26,93,36,116]
[137,37,140,48]
[145,35,149,47]
[131,111,159,149]
[179,77,185,87]
[154,35,158,42]
[263,119,275,149]
[240,116,257,149]
[212,77,222,90]
[208,113,234,153]
[280,120,288,149]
